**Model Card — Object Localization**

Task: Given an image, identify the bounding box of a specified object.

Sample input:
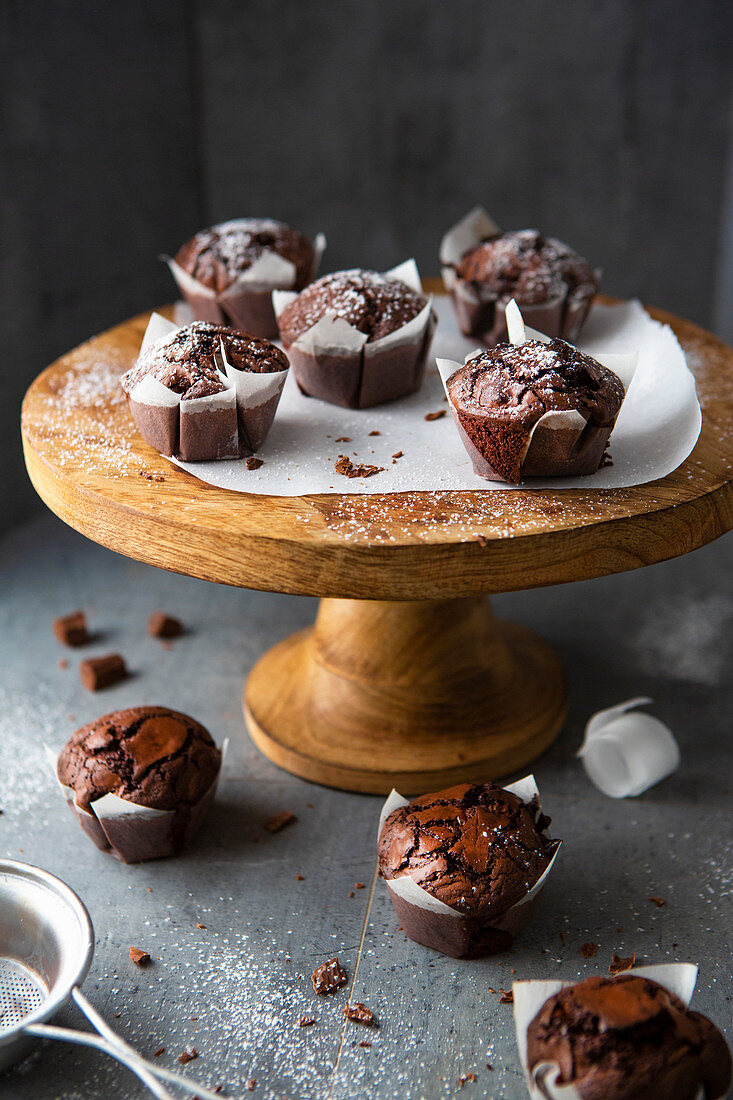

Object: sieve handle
[25,1022,174,1100]
[26,988,231,1100]
[72,987,229,1100]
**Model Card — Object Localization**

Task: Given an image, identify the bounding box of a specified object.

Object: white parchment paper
[169,296,701,494]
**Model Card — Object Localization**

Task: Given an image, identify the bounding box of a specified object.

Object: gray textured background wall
[3,0,733,533]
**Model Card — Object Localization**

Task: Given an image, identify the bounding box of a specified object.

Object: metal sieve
[0,860,228,1098]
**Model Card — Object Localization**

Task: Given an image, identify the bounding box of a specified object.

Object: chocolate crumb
[247,1079,256,1091]
[368,430,381,436]
[648,896,667,907]
[359,1040,371,1048]
[246,457,264,470]
[58,659,68,670]
[424,410,446,421]
[178,1048,198,1065]
[129,946,151,966]
[80,654,127,691]
[355,882,365,889]
[53,611,90,647]
[138,470,165,482]
[348,891,355,898]
[486,1063,493,1071]
[298,1017,316,1027]
[114,1012,121,1019]
[296,874,304,881]
[498,990,513,1004]
[391,451,403,459]
[196,922,206,929]
[609,952,636,974]
[334,455,384,478]
[148,611,183,638]
[335,436,351,443]
[312,957,347,995]
[154,1046,165,1057]
[458,1073,477,1087]
[475,534,488,547]
[265,810,296,833]
[580,942,599,958]
[343,1003,375,1026]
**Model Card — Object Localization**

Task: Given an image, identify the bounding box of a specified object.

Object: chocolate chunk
[391,451,403,459]
[649,896,667,907]
[368,430,381,436]
[424,410,446,421]
[498,990,513,1004]
[344,1003,375,1026]
[334,455,384,478]
[178,1049,198,1065]
[311,957,347,995]
[609,952,636,974]
[264,810,296,833]
[580,942,599,958]
[196,922,206,929]
[246,457,264,470]
[153,1046,165,1057]
[129,947,151,966]
[53,611,90,647]
[148,612,183,639]
[79,654,127,691]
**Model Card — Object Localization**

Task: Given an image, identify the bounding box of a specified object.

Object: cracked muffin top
[174,218,316,293]
[277,269,428,347]
[57,706,221,811]
[527,974,732,1100]
[377,782,556,916]
[456,229,599,306]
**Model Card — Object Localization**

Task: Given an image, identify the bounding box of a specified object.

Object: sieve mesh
[0,958,47,1031]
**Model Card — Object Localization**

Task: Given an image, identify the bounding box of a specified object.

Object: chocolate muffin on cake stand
[21,283,733,793]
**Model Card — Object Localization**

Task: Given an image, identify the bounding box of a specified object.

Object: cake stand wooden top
[21,289,733,600]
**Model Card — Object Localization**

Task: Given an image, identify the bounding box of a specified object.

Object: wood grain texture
[20,289,733,601]
[244,596,566,793]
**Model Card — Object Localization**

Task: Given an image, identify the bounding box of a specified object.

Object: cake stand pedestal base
[244,596,566,794]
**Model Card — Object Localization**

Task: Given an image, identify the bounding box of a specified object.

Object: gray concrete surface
[0,514,731,1098]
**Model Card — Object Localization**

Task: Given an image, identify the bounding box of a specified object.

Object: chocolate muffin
[378,782,558,958]
[445,338,625,483]
[122,320,289,459]
[441,212,599,346]
[57,706,222,862]
[276,267,436,408]
[169,218,324,338]
[526,974,732,1100]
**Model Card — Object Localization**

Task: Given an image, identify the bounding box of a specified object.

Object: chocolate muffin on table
[526,974,732,1100]
[56,706,223,863]
[443,334,625,483]
[121,319,289,461]
[275,265,436,409]
[440,207,599,346]
[377,781,558,958]
[168,218,325,338]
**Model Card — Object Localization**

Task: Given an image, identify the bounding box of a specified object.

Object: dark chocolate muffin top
[448,339,624,431]
[58,706,221,812]
[122,321,289,400]
[527,974,732,1100]
[456,230,599,305]
[175,218,315,292]
[378,782,555,916]
[278,269,428,347]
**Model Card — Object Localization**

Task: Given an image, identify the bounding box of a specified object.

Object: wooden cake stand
[21,290,733,793]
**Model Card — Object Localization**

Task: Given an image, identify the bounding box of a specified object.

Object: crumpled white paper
[377,775,560,920]
[168,294,701,494]
[512,964,715,1100]
[578,698,680,798]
